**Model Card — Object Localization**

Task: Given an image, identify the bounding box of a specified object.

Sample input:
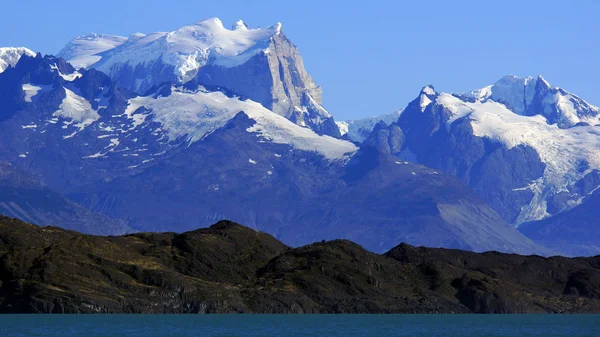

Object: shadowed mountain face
[0,161,131,235]
[518,189,600,257]
[70,113,547,255]
[0,218,598,314]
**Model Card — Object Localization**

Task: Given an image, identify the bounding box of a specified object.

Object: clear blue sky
[1,0,599,120]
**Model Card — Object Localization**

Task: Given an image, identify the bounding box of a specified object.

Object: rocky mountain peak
[56,18,339,136]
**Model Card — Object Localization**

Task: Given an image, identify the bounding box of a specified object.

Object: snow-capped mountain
[57,18,340,136]
[459,75,600,128]
[57,33,127,69]
[364,76,600,255]
[337,109,403,143]
[0,52,548,255]
[0,47,35,73]
[0,53,354,191]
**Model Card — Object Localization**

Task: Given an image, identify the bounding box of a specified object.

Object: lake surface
[0,314,598,336]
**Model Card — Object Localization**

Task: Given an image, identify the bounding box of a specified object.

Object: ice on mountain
[54,87,100,136]
[81,18,283,86]
[0,47,36,73]
[233,20,249,30]
[124,86,357,159]
[434,92,600,223]
[22,83,51,102]
[57,33,128,69]
[50,63,82,81]
[421,85,436,96]
[420,94,432,111]
[336,110,403,142]
[459,75,600,128]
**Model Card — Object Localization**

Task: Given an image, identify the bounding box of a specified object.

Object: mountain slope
[57,18,340,136]
[57,33,127,69]
[71,112,548,255]
[0,219,597,313]
[0,161,131,235]
[518,189,600,257]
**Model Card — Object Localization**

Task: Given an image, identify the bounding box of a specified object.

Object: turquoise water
[0,315,598,336]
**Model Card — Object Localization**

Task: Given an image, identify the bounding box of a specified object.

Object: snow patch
[125,87,357,159]
[419,94,432,111]
[22,83,51,102]
[54,87,100,137]
[50,64,82,81]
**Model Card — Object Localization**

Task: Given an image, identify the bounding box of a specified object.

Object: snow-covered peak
[458,75,599,127]
[421,85,437,96]
[537,74,551,90]
[61,18,284,88]
[418,86,437,111]
[430,91,600,223]
[232,20,249,30]
[0,47,36,73]
[336,109,403,143]
[129,33,147,39]
[459,75,537,114]
[57,33,127,69]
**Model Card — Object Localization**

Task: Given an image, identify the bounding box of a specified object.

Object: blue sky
[1,0,598,120]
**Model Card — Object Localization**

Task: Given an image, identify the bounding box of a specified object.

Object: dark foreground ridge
[0,216,599,314]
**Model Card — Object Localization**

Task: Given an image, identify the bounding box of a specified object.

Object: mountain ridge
[0,217,597,314]
[0,51,547,255]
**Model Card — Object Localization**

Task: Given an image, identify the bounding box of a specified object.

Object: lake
[0,314,598,336]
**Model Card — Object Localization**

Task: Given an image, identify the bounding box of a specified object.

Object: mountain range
[0,18,598,256]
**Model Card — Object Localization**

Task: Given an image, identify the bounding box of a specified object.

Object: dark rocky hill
[0,217,597,314]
